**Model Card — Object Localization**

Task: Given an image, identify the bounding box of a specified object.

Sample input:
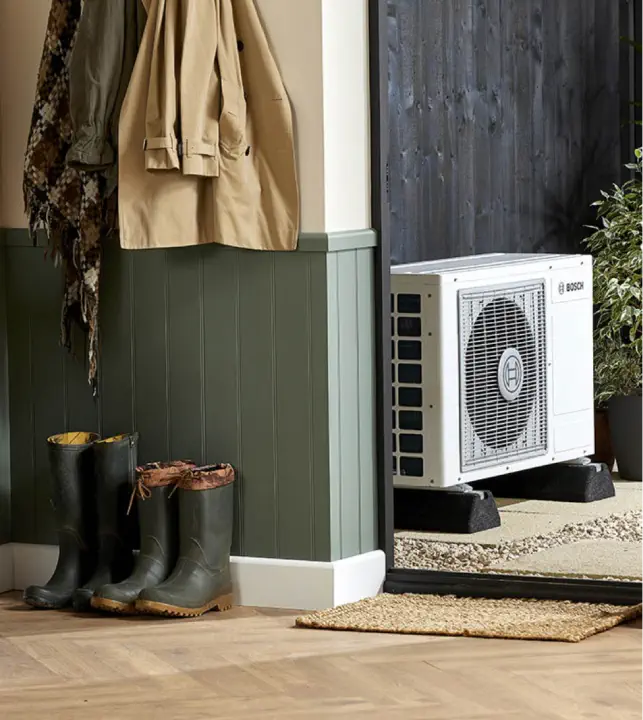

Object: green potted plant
[584,149,642,480]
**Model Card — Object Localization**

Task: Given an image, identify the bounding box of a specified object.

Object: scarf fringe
[22,0,101,396]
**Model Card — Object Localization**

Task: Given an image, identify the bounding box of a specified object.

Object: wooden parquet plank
[0,592,640,720]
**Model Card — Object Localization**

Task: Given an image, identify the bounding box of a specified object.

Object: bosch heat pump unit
[391,253,595,489]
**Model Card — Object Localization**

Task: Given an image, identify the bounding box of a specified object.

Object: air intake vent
[458,282,548,471]
[391,292,424,478]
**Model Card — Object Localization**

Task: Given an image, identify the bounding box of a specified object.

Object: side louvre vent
[391,293,424,478]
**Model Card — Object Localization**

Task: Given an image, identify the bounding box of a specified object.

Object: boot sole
[135,592,234,618]
[90,596,137,615]
[23,597,70,610]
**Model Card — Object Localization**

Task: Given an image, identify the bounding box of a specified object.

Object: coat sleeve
[66,0,126,172]
[177,0,221,176]
[143,0,181,170]
[144,0,246,176]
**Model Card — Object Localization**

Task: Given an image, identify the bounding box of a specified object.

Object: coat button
[237,40,244,51]
[245,146,251,156]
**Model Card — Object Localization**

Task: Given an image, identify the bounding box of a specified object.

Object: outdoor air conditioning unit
[391,253,595,490]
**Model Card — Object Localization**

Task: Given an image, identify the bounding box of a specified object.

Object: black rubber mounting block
[478,462,615,503]
[394,488,501,534]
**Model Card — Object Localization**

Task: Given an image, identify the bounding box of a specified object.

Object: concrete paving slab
[613,480,642,493]
[484,540,642,580]
[498,489,641,518]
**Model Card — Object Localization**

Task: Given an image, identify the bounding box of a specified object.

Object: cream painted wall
[255,0,325,232]
[0,0,50,229]
[321,0,371,233]
[0,0,370,234]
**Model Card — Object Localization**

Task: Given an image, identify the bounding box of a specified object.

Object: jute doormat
[295,594,642,642]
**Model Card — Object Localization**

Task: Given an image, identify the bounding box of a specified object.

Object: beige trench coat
[118,0,300,251]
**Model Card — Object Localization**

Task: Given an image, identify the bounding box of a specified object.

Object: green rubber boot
[72,434,138,612]
[91,460,195,614]
[24,433,99,609]
[136,464,235,617]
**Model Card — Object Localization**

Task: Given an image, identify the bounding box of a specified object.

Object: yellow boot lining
[48,432,99,446]
[97,434,129,444]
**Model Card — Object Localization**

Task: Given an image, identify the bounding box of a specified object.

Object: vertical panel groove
[270,254,279,556]
[356,249,377,553]
[62,353,69,431]
[234,250,243,555]
[310,253,331,561]
[306,255,315,556]
[337,250,362,558]
[96,368,103,437]
[98,294,105,437]
[166,249,204,462]
[128,253,137,432]
[335,256,343,557]
[355,251,363,550]
[0,238,9,543]
[238,251,278,557]
[163,252,171,459]
[27,315,36,533]
[199,251,206,463]
[238,252,249,554]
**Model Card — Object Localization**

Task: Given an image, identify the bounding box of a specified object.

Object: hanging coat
[118,0,300,251]
[66,0,147,196]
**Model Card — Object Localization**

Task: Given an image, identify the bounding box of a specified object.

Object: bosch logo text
[558,281,584,295]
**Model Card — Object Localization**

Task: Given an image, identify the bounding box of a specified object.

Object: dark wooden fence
[387,0,641,265]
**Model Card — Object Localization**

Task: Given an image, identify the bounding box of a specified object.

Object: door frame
[368,0,642,606]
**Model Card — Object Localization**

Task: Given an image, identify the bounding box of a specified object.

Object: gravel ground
[395,509,642,579]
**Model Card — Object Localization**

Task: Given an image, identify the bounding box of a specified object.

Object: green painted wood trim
[2,229,378,561]
[326,249,378,560]
[1,228,46,247]
[298,230,377,252]
[1,227,377,253]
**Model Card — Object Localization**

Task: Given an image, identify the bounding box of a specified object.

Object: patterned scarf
[23,0,108,393]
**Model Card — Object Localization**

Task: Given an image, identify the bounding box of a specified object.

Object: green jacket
[66,0,146,194]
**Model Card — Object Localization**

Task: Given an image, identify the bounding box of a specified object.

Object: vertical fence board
[388,0,626,263]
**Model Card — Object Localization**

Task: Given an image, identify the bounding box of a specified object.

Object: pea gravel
[395,509,642,580]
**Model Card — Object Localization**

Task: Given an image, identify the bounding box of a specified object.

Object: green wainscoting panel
[1,228,377,561]
[0,231,10,544]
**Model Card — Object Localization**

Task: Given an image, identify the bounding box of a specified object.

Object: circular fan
[464,296,538,450]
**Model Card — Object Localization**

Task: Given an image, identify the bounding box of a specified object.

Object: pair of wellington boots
[24,432,139,612]
[91,461,235,617]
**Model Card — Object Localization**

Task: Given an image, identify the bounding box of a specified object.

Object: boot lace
[127,476,152,515]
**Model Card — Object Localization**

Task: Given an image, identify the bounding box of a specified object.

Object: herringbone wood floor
[0,592,640,719]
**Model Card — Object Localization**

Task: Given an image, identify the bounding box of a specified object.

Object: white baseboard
[12,543,59,594]
[0,543,385,611]
[232,550,385,610]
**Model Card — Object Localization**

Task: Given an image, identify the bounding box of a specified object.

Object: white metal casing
[391,253,595,489]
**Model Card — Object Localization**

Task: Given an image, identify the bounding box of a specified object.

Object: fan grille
[459,282,548,471]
